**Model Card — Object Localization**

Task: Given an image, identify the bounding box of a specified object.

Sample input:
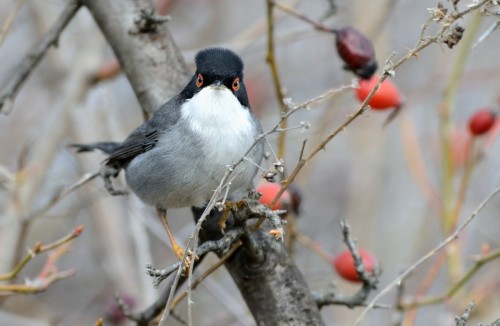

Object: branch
[266,0,288,160]
[0,226,83,296]
[312,290,392,310]
[0,225,83,282]
[354,185,500,325]
[271,0,333,33]
[146,228,244,287]
[0,0,81,115]
[81,0,189,118]
[253,0,495,239]
[23,171,99,221]
[116,255,202,326]
[168,242,241,311]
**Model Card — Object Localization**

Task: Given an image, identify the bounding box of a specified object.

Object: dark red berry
[332,249,376,283]
[335,26,378,79]
[468,109,496,136]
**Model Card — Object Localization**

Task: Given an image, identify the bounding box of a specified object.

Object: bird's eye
[232,77,240,91]
[196,74,204,88]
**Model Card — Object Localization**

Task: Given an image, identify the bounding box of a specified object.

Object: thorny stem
[354,185,500,325]
[266,0,288,162]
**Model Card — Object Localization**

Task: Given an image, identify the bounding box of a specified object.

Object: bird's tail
[70,142,121,155]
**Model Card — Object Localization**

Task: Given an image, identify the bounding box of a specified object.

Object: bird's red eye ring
[232,77,240,91]
[196,74,204,88]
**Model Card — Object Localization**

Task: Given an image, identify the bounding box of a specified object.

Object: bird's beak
[212,80,224,89]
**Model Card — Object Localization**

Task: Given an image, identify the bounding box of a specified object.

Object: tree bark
[82,1,324,324]
[80,0,189,118]
[224,230,325,326]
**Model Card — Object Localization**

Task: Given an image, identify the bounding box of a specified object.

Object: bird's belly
[124,133,260,209]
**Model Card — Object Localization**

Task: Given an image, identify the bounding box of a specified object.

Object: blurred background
[1,0,500,325]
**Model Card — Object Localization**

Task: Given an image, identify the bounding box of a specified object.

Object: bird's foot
[102,167,128,196]
[173,244,198,270]
[218,204,232,231]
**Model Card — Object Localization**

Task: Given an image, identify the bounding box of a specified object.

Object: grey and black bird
[73,48,264,260]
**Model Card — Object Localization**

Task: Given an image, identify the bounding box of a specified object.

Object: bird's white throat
[180,86,256,164]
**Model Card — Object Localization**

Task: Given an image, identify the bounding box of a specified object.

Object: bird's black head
[181,48,250,108]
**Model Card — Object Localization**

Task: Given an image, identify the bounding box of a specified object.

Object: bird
[73,47,264,261]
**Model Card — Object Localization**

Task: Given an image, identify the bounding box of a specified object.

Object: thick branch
[81,0,189,118]
[224,229,324,326]
[195,208,324,326]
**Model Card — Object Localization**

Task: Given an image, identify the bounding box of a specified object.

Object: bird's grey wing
[105,129,159,165]
[105,96,182,167]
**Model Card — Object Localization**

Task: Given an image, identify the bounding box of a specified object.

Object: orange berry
[332,249,376,282]
[256,182,290,210]
[355,75,403,110]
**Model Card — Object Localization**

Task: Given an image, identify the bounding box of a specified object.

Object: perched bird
[73,48,264,260]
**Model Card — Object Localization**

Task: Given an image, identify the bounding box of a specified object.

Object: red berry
[332,249,376,283]
[256,182,290,210]
[335,26,378,79]
[355,75,403,110]
[468,109,496,136]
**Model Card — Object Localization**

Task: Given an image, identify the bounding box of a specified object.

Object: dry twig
[354,185,500,325]
[0,0,81,115]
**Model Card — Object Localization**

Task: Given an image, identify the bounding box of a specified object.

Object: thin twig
[253,0,493,230]
[0,225,83,281]
[169,242,241,311]
[271,0,333,33]
[400,247,500,308]
[23,170,100,221]
[266,0,288,161]
[313,290,393,310]
[354,185,500,325]
[0,0,81,114]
